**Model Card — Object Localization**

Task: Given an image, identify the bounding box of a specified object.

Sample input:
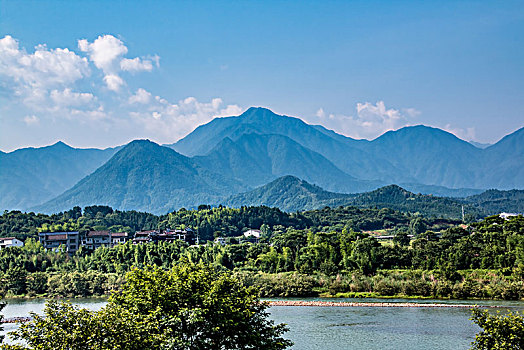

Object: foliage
[0,295,5,343]
[4,263,292,350]
[0,207,522,300]
[470,308,524,349]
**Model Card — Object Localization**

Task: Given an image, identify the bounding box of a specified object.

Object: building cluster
[3,227,263,252]
[36,228,196,253]
[132,228,197,246]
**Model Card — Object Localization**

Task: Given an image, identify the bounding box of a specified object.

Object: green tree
[111,262,292,349]
[4,262,292,350]
[470,308,524,350]
[0,296,5,343]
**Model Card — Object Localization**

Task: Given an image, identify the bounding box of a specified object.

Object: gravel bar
[266,300,498,308]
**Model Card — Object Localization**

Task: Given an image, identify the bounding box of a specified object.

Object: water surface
[2,298,522,349]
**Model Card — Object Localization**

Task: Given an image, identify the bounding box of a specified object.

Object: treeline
[0,215,522,300]
[0,204,459,242]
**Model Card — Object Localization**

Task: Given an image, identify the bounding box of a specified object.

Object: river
[2,298,522,349]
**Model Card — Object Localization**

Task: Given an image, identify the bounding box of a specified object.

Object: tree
[470,308,524,350]
[4,262,292,350]
[110,262,292,349]
[0,296,5,343]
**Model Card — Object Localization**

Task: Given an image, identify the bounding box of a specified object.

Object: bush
[470,309,524,349]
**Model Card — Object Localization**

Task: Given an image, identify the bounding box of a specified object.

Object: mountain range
[1,107,523,215]
[224,175,523,218]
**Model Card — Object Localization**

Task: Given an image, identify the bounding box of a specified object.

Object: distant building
[132,229,195,245]
[111,232,130,246]
[500,213,521,220]
[82,231,130,250]
[132,230,158,244]
[39,232,80,253]
[82,231,111,250]
[242,229,261,243]
[0,237,24,249]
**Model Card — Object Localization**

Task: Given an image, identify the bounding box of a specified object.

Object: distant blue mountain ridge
[1,107,523,214]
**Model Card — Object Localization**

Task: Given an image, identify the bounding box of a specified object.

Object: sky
[1,0,523,151]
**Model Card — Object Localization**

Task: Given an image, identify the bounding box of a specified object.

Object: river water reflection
[2,298,522,350]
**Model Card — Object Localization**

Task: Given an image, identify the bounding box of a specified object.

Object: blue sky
[1,0,523,151]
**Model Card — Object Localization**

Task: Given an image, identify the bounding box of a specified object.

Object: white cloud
[0,35,90,92]
[120,57,155,72]
[23,115,40,125]
[442,124,476,141]
[311,101,419,140]
[128,88,152,104]
[78,35,158,90]
[103,74,124,91]
[50,88,95,107]
[69,105,107,121]
[129,96,242,142]
[78,35,127,74]
[1,34,242,149]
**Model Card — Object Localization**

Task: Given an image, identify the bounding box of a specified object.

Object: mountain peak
[50,141,73,149]
[239,107,281,122]
[126,139,156,147]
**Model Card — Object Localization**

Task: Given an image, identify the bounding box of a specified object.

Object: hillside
[195,133,377,193]
[223,175,356,212]
[223,176,483,219]
[464,189,524,214]
[369,126,483,188]
[0,142,118,211]
[2,108,523,213]
[32,140,247,214]
[170,107,402,183]
[481,127,524,189]
[172,107,523,189]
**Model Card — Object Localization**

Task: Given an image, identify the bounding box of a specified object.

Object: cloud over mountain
[0,34,242,151]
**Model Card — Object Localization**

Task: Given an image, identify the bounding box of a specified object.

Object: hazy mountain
[172,107,524,189]
[170,107,402,182]
[481,127,524,189]
[195,133,378,193]
[32,140,247,214]
[399,183,484,198]
[0,142,118,211]
[369,125,484,188]
[463,189,524,214]
[469,141,492,149]
[3,108,523,214]
[223,175,356,212]
[224,176,508,219]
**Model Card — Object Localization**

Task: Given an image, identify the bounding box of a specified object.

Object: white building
[0,237,24,249]
[243,229,261,238]
[499,213,520,220]
[243,229,261,243]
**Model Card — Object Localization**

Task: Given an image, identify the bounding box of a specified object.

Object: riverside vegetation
[0,205,522,300]
[0,262,293,350]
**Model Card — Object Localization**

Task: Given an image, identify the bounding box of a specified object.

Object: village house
[242,229,261,243]
[132,230,159,244]
[0,237,24,249]
[38,231,80,253]
[111,232,130,246]
[82,231,130,250]
[133,229,196,245]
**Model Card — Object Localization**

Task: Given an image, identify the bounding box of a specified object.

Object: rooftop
[39,231,79,236]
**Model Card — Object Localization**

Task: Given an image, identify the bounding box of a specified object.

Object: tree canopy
[470,308,524,350]
[2,262,292,350]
